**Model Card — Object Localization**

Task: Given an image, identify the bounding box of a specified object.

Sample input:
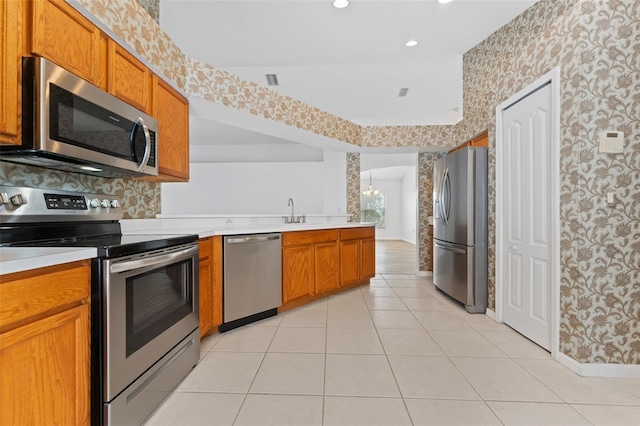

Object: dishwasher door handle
[226,235,281,244]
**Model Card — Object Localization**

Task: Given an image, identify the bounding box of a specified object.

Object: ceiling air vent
[398,88,409,97]
[266,74,279,86]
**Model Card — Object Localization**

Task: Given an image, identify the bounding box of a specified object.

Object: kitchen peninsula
[121,216,376,336]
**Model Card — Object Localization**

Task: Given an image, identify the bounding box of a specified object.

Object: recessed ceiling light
[405,40,418,47]
[399,88,409,97]
[266,74,278,86]
[332,0,349,8]
[438,0,453,4]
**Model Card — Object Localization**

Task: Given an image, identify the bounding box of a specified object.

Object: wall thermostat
[599,131,624,154]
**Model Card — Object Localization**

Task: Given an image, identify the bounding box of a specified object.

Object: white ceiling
[159,0,537,153]
[361,166,414,181]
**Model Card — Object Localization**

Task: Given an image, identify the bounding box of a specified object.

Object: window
[361,192,385,228]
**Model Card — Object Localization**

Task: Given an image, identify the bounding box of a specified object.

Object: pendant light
[362,171,379,196]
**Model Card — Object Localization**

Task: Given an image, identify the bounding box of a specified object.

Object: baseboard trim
[557,352,640,378]
[485,308,497,321]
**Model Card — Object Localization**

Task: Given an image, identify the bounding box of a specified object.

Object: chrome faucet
[288,197,295,222]
[284,198,305,224]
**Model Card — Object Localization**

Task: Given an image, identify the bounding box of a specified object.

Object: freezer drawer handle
[227,235,281,244]
[434,242,466,254]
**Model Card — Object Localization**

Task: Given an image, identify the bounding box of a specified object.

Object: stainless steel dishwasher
[220,233,282,332]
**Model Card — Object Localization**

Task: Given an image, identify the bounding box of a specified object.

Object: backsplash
[0,162,160,219]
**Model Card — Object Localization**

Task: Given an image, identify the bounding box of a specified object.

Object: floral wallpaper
[361,125,456,149]
[440,0,639,365]
[0,162,160,219]
[346,153,360,222]
[185,58,362,145]
[417,152,444,271]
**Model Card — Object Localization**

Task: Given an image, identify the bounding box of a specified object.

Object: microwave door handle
[135,117,151,172]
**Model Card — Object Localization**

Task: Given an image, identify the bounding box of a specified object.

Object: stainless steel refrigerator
[433,146,488,313]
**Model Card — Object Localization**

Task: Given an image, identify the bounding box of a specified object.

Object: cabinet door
[151,75,190,181]
[315,241,340,294]
[0,304,90,426]
[361,238,376,280]
[31,0,107,88]
[198,238,213,338]
[0,0,23,145]
[282,245,314,304]
[340,240,360,286]
[108,40,151,113]
[211,236,223,327]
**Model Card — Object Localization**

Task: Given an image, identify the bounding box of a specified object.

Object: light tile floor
[145,275,640,426]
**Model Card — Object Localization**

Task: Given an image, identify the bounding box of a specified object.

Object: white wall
[401,167,417,244]
[161,150,346,215]
[360,178,404,240]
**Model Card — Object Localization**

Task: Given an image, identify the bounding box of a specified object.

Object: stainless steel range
[0,186,200,426]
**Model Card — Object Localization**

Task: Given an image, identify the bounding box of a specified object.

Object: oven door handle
[110,245,198,274]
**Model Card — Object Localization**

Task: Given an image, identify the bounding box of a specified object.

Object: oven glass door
[104,243,199,401]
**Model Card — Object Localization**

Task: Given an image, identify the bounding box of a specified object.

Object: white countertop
[0,247,97,276]
[121,220,375,239]
[0,219,373,275]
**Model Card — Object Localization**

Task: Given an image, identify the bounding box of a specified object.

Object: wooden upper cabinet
[108,40,151,113]
[0,261,91,426]
[31,0,107,89]
[151,75,190,181]
[449,131,488,153]
[0,0,24,145]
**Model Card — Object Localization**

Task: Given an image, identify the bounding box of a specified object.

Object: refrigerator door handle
[434,242,466,254]
[443,168,452,225]
[439,168,449,226]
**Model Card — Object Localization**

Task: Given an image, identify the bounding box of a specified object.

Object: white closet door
[501,83,552,350]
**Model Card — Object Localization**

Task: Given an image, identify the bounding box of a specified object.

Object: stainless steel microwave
[0,57,158,177]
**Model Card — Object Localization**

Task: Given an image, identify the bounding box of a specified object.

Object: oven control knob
[110,200,120,208]
[10,194,27,206]
[89,198,100,208]
[0,193,9,205]
[101,199,110,208]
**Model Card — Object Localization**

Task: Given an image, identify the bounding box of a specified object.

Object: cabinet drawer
[340,227,375,241]
[0,261,90,330]
[282,229,340,247]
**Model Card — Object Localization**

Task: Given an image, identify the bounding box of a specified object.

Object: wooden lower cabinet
[340,239,360,286]
[198,237,213,338]
[282,227,374,309]
[361,237,376,279]
[340,227,376,286]
[314,241,340,293]
[282,244,315,304]
[199,236,223,337]
[0,261,91,426]
[282,229,340,305]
